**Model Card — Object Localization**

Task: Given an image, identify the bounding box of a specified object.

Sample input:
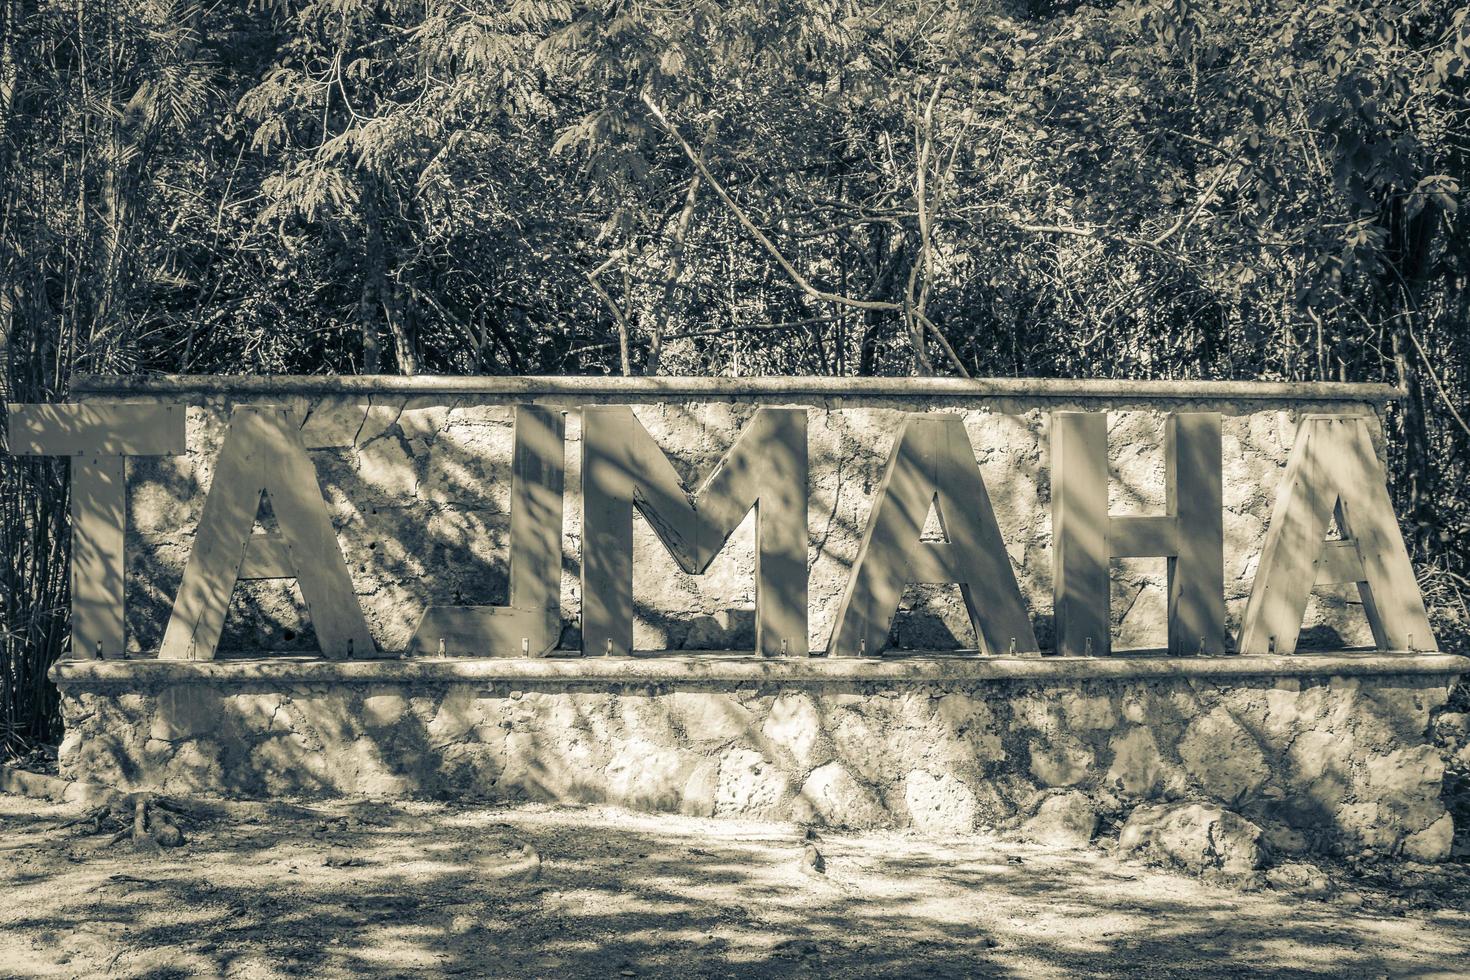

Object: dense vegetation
[2,0,1467,750]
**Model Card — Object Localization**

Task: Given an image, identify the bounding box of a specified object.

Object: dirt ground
[2,793,1468,979]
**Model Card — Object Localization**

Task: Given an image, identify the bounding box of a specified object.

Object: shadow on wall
[112,399,1384,659]
[66,670,1453,858]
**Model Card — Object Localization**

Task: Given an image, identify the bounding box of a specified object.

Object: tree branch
[642,92,902,315]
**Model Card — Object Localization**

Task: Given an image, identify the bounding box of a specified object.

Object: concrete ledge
[51,652,1469,689]
[71,373,1402,404]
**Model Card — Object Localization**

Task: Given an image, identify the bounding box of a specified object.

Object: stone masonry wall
[113,391,1386,656]
[58,669,1455,859]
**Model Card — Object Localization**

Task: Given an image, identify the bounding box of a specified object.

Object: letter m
[580,406,807,657]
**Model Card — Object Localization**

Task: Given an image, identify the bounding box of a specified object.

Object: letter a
[830,413,1037,657]
[1238,414,1433,654]
[159,406,376,660]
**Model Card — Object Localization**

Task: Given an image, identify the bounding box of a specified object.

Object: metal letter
[159,406,376,660]
[1051,412,1225,656]
[1238,414,1433,654]
[581,406,808,657]
[409,405,565,657]
[6,402,185,659]
[829,413,1037,657]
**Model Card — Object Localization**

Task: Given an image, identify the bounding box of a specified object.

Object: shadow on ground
[1,795,1467,979]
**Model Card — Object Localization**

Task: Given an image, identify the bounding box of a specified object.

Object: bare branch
[1409,325,1470,440]
[642,92,903,315]
[584,266,632,376]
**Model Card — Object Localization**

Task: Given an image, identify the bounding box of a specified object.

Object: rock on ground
[1118,802,1266,876]
[1020,791,1098,848]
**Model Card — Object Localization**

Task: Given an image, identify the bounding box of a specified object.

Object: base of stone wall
[53,653,1469,860]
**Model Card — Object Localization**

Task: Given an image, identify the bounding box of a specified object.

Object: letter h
[1051,412,1225,657]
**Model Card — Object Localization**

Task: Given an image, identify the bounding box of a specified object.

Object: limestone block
[93,696,148,741]
[422,423,513,509]
[283,695,359,746]
[228,693,289,733]
[1333,802,1399,851]
[356,436,418,502]
[141,736,173,768]
[250,732,330,794]
[762,694,827,770]
[680,759,720,817]
[187,400,230,457]
[398,398,454,443]
[796,763,887,829]
[1223,509,1268,596]
[117,693,151,718]
[715,749,789,818]
[1246,411,1287,457]
[1359,746,1447,839]
[1116,581,1168,651]
[1362,682,1449,740]
[933,693,1006,764]
[299,398,369,449]
[129,457,201,535]
[315,737,388,788]
[1286,729,1348,784]
[78,735,145,789]
[357,770,417,798]
[683,608,756,650]
[1401,813,1454,862]
[1118,803,1265,876]
[1286,730,1352,811]
[1265,862,1331,896]
[356,401,404,446]
[671,693,753,745]
[362,693,409,728]
[904,769,978,835]
[1063,693,1117,731]
[306,449,363,524]
[1436,712,1469,739]
[57,729,84,768]
[1107,727,1167,797]
[1107,414,1167,515]
[1029,737,1094,787]
[428,688,482,744]
[825,703,898,786]
[605,737,688,811]
[494,731,540,798]
[1010,692,1061,733]
[163,739,223,795]
[151,686,222,742]
[1021,791,1098,847]
[1260,822,1309,856]
[1361,745,1444,804]
[1453,742,1470,770]
[1258,683,1328,744]
[1178,706,1271,801]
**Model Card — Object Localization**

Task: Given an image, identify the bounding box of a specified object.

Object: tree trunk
[647,173,701,376]
[359,187,417,375]
[1382,200,1440,557]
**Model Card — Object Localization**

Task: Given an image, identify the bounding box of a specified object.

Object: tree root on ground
[56,791,346,853]
[61,793,193,850]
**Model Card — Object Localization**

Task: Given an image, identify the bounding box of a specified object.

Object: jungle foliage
[1,0,1468,748]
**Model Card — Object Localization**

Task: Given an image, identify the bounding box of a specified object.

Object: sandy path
[1,794,1467,978]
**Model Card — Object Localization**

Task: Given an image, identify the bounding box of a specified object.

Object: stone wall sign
[8,386,1436,661]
